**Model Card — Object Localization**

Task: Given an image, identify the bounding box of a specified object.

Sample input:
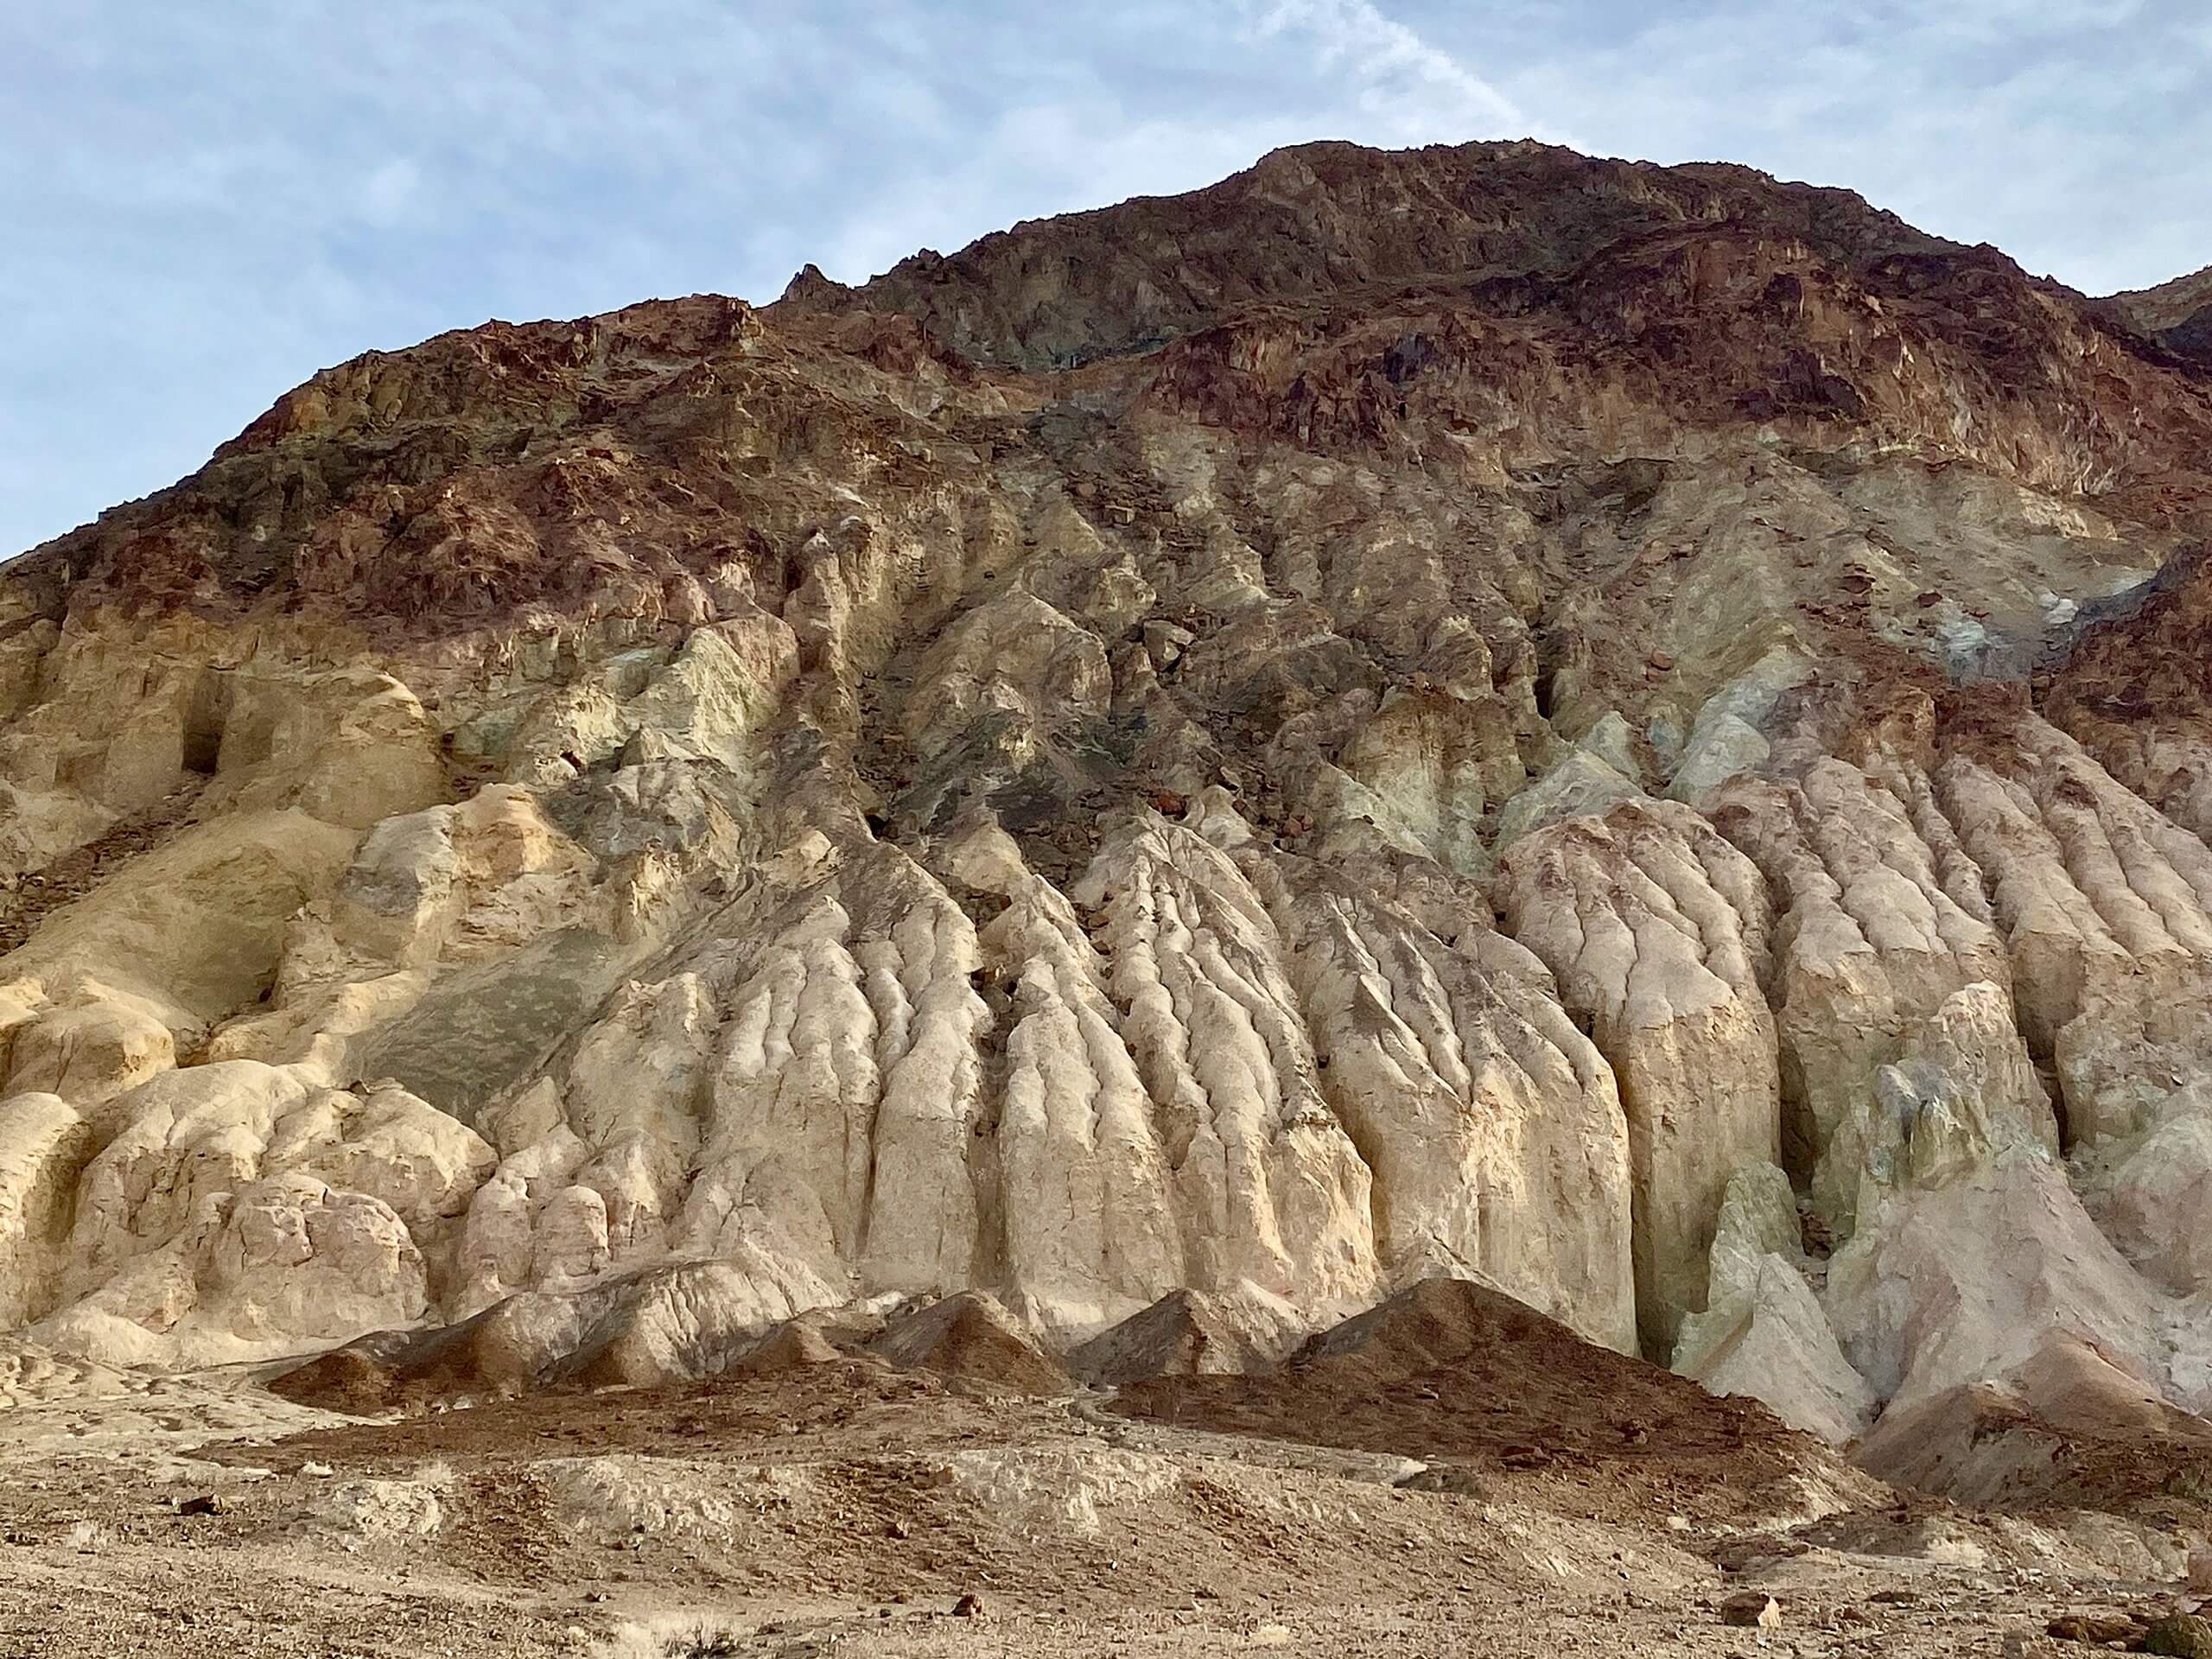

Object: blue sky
[3,0,2206,560]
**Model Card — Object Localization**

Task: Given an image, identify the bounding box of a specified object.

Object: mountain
[2111,260,2212,364]
[5,144,2212,1621]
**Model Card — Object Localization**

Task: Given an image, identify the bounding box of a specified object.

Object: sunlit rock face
[5,139,2212,1455]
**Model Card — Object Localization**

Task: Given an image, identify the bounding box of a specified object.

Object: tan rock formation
[1498,800,1779,1352]
[1672,1163,1874,1443]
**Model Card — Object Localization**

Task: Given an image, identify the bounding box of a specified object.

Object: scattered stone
[1719,1592,1782,1630]
[1395,1465,1486,1496]
[2048,1612,2145,1644]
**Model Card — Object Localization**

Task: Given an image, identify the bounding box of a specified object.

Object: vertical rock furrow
[1263,860,1636,1351]
[1076,817,1378,1320]
[1499,799,1779,1355]
[1936,722,2212,1145]
[855,899,989,1294]
[1709,760,2031,1228]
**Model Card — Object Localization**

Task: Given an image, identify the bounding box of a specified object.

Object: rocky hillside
[2113,262,2212,365]
[3,139,2211,1480]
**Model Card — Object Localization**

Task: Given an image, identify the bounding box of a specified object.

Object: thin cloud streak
[1244,0,1561,144]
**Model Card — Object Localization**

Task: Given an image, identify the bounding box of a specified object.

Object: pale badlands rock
[0,139,2209,1494]
[1707,755,2024,1210]
[1825,1148,2204,1410]
[1497,800,1779,1352]
[1493,748,1643,848]
[1936,719,2212,1143]
[1672,1163,1875,1444]
[2074,1084,2212,1297]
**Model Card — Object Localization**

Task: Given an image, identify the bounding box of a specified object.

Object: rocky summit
[5,140,2212,1656]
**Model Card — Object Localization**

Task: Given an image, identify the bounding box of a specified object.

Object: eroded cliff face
[3,140,2211,1455]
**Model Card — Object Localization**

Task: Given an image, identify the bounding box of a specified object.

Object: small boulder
[1142,620,1195,670]
[1719,1592,1782,1630]
[2048,1612,2145,1644]
[1395,1465,1487,1497]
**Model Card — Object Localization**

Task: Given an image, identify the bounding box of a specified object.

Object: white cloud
[1241,0,1548,142]
[359,158,421,228]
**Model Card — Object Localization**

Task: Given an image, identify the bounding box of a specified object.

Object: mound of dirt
[268,1263,831,1410]
[270,1286,1082,1416]
[732,1319,848,1375]
[1067,1287,1306,1385]
[868,1293,1072,1395]
[269,1321,522,1415]
[1858,1336,2212,1519]
[1113,1277,1884,1525]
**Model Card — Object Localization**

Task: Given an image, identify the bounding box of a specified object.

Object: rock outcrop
[3,140,2212,1491]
